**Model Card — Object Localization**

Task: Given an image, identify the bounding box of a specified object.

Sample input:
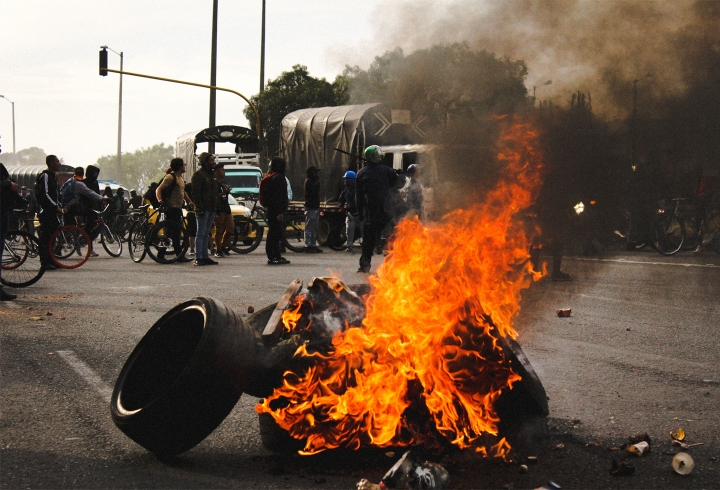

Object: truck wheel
[258,413,305,454]
[111,297,257,456]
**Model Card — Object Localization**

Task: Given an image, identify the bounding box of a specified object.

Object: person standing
[213,163,233,258]
[35,155,64,271]
[403,164,424,220]
[156,158,194,263]
[356,145,397,273]
[338,170,362,253]
[303,166,323,253]
[191,152,219,266]
[265,157,290,265]
[128,189,143,209]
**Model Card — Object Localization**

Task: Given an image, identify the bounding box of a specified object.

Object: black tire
[101,225,123,257]
[146,221,188,264]
[111,297,257,456]
[258,413,304,454]
[282,214,305,253]
[50,225,91,269]
[1,231,45,288]
[679,218,700,251]
[128,221,149,263]
[229,217,263,254]
[653,215,683,255]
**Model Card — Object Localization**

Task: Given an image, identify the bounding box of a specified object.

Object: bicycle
[652,198,700,256]
[697,197,720,254]
[49,204,123,268]
[233,196,305,253]
[1,230,45,288]
[127,205,188,264]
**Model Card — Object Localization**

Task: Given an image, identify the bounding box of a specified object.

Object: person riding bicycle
[156,158,194,263]
[64,167,110,246]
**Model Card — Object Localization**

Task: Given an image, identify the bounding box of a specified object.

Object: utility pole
[117,51,124,178]
[0,95,15,153]
[631,79,638,170]
[209,0,219,154]
[260,0,266,92]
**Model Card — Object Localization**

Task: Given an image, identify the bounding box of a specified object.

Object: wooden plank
[262,279,303,344]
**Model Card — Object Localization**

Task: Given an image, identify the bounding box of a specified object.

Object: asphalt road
[1,244,719,489]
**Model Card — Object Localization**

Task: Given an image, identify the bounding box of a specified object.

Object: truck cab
[218,161,263,200]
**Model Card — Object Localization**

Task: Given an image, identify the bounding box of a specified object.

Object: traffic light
[99,48,108,76]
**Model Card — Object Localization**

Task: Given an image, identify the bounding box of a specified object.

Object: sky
[0,0,395,166]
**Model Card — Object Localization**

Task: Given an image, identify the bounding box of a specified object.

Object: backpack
[59,178,77,206]
[33,170,49,203]
[259,172,278,208]
[143,182,160,208]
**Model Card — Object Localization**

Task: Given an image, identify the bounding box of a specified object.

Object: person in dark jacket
[356,145,397,273]
[36,155,64,270]
[82,165,101,210]
[265,157,290,265]
[191,152,219,266]
[212,163,233,258]
[303,166,323,253]
[338,170,362,253]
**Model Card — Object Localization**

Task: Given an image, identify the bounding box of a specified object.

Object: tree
[244,65,349,162]
[0,147,48,166]
[96,143,174,193]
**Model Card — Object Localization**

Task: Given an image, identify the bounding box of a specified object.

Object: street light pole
[0,95,15,153]
[101,46,123,179]
[209,0,219,154]
[260,0,266,93]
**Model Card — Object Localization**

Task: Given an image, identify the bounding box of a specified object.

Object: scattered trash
[526,455,538,464]
[26,307,32,310]
[551,443,565,451]
[29,316,43,321]
[672,452,694,475]
[534,481,561,490]
[519,464,528,474]
[48,352,55,355]
[247,306,255,314]
[556,308,571,317]
[608,447,620,451]
[670,428,685,441]
[672,440,703,450]
[385,451,395,458]
[626,441,650,456]
[610,459,635,476]
[46,311,53,316]
[140,308,147,312]
[628,433,651,445]
[356,479,381,490]
[586,440,603,448]
[378,450,450,490]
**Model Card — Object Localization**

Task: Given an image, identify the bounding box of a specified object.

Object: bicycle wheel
[229,217,263,254]
[101,225,123,257]
[146,221,188,264]
[1,231,45,288]
[329,226,348,251]
[680,218,700,251]
[706,212,720,254]
[50,225,91,269]
[652,215,683,255]
[282,214,305,253]
[128,220,149,263]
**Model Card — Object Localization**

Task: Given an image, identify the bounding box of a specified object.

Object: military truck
[279,104,436,246]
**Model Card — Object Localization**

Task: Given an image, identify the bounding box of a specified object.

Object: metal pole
[117,52,123,178]
[209,0,219,154]
[11,100,15,154]
[260,0,266,92]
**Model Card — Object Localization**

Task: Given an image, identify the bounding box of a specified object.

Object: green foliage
[244,65,349,163]
[96,143,174,193]
[0,147,48,166]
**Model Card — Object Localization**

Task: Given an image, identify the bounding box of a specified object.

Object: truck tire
[111,297,256,456]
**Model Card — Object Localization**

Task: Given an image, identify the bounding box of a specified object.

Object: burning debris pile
[256,116,549,457]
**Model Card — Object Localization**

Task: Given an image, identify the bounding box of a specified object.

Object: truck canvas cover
[280,104,425,203]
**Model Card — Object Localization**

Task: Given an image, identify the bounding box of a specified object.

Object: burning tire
[111,297,256,456]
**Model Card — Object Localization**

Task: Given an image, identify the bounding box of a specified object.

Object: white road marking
[569,256,720,268]
[56,350,112,403]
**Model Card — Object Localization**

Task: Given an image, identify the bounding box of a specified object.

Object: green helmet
[363,145,384,164]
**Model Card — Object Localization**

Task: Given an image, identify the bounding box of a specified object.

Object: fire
[258,116,545,456]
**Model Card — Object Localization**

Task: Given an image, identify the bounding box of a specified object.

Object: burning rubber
[111,278,549,457]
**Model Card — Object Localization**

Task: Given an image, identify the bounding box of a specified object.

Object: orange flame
[258,116,545,456]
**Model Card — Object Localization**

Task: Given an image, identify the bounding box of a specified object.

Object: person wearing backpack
[35,155,64,270]
[263,157,290,265]
[156,158,194,263]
